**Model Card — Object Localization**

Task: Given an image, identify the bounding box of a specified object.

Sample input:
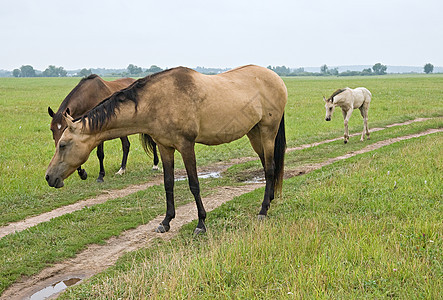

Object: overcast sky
[1,0,441,70]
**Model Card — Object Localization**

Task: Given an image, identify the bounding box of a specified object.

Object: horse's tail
[273,114,286,198]
[139,133,156,157]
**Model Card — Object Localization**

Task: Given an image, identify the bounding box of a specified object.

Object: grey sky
[1,0,441,70]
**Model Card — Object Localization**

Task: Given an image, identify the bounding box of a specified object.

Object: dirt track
[1,123,441,299]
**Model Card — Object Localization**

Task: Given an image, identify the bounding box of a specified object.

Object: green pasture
[0,74,442,226]
[0,75,442,296]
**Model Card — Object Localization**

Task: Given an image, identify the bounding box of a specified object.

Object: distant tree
[361,68,373,75]
[79,68,92,77]
[12,69,21,77]
[320,64,329,74]
[127,64,142,75]
[146,65,163,74]
[424,63,434,74]
[20,65,36,77]
[42,65,67,77]
[372,63,387,75]
[267,65,291,76]
[329,67,339,76]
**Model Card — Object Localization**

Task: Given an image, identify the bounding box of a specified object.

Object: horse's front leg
[156,145,175,233]
[116,137,130,175]
[77,166,87,180]
[342,108,353,144]
[180,142,206,235]
[96,142,105,182]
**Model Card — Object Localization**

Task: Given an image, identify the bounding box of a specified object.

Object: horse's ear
[323,96,327,102]
[48,107,55,117]
[63,110,75,130]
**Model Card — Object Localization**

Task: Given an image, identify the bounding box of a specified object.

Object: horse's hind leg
[249,126,277,219]
[360,103,370,140]
[156,145,176,233]
[96,142,105,182]
[116,137,130,175]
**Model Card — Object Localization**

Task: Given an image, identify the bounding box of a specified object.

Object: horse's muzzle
[45,174,64,188]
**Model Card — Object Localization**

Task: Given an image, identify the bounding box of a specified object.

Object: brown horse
[48,74,159,182]
[45,65,287,234]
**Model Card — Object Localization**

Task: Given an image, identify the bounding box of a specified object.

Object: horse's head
[323,96,335,121]
[45,113,94,188]
[48,106,69,146]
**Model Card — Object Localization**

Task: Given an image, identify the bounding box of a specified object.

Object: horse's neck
[85,102,145,144]
[69,81,112,117]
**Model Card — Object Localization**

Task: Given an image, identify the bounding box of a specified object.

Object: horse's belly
[196,102,262,145]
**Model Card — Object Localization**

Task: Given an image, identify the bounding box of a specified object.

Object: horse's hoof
[78,169,87,180]
[257,214,266,221]
[152,165,159,171]
[155,224,169,233]
[115,168,126,176]
[193,227,206,236]
[344,140,348,144]
[96,177,104,183]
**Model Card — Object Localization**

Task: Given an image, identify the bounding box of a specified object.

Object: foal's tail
[139,133,156,157]
[273,114,286,198]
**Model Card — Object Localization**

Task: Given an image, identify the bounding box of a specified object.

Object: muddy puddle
[29,277,82,300]
[175,171,222,181]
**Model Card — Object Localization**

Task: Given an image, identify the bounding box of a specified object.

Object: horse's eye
[59,142,67,150]
[329,108,333,111]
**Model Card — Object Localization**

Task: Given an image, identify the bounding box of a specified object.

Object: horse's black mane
[76,68,176,132]
[328,88,347,101]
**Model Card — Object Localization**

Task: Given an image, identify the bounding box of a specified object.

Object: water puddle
[244,176,266,184]
[175,171,222,181]
[29,277,82,300]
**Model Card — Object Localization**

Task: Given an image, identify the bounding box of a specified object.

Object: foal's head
[323,96,335,121]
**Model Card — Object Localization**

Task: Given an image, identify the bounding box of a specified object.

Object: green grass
[61,133,442,299]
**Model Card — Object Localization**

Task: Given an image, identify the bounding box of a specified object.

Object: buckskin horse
[48,74,159,182]
[45,65,287,234]
[324,87,372,143]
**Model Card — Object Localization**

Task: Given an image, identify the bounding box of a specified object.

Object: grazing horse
[48,75,159,182]
[324,87,372,143]
[45,65,287,234]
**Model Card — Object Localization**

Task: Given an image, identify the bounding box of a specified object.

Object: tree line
[267,63,435,76]
[10,63,436,77]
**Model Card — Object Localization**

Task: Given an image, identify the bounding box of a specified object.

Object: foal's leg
[359,106,370,141]
[342,108,353,144]
[156,145,175,233]
[96,142,105,182]
[363,103,370,140]
[116,136,130,175]
[180,142,207,235]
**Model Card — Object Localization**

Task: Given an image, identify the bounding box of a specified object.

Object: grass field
[0,74,442,297]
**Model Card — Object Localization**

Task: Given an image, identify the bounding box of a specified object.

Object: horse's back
[192,65,287,145]
[354,87,372,103]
